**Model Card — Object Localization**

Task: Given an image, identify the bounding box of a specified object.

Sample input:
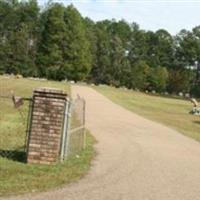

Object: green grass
[0,76,95,197]
[94,85,200,141]
[0,131,95,196]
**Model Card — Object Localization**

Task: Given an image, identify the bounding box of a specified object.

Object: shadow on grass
[193,120,200,126]
[0,150,26,163]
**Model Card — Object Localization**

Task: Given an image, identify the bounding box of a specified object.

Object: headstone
[178,92,183,97]
[190,98,198,107]
[185,93,190,98]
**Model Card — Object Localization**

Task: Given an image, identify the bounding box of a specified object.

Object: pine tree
[84,17,98,81]
[62,5,92,81]
[37,3,66,79]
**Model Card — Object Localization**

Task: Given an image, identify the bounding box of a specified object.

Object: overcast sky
[38,0,200,35]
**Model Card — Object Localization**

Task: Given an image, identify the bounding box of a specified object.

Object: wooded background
[0,0,200,96]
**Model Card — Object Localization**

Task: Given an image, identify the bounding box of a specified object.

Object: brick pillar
[27,88,67,165]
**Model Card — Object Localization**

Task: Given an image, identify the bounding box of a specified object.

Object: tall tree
[128,23,147,65]
[62,5,92,81]
[84,17,97,81]
[129,60,150,90]
[109,35,130,87]
[167,69,191,93]
[37,3,66,79]
[154,29,174,68]
[90,20,112,84]
[175,29,197,68]
[148,66,169,92]
[0,0,39,76]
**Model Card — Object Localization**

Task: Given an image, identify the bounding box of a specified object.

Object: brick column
[27,88,67,165]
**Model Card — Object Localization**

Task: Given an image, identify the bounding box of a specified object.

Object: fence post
[60,99,68,162]
[60,101,67,162]
[64,100,72,158]
[83,98,86,149]
[25,99,33,153]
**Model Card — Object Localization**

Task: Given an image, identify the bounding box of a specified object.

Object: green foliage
[1,1,200,96]
[128,25,147,64]
[148,67,169,92]
[167,69,191,93]
[90,21,112,84]
[109,35,130,87]
[37,4,91,81]
[62,5,92,81]
[37,3,67,79]
[84,17,98,81]
[191,84,200,97]
[0,0,39,76]
[130,61,150,90]
[154,29,174,68]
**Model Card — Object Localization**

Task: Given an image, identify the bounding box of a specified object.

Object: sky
[38,0,200,35]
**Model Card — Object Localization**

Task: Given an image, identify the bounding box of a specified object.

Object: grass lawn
[0,76,95,196]
[94,85,200,142]
[0,131,95,197]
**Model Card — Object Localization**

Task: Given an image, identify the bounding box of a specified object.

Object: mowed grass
[0,131,95,196]
[0,76,95,196]
[94,85,200,141]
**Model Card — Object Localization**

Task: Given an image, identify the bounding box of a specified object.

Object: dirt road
[4,86,200,200]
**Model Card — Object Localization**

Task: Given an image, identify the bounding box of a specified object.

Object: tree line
[0,0,200,96]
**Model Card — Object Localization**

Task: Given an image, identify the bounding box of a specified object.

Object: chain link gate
[60,96,86,160]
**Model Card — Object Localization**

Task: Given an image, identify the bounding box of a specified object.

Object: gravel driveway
[3,85,200,200]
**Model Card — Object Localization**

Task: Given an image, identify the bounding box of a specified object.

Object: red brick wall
[27,88,67,165]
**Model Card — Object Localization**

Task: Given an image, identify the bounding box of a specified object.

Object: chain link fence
[0,88,86,162]
[61,97,86,160]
